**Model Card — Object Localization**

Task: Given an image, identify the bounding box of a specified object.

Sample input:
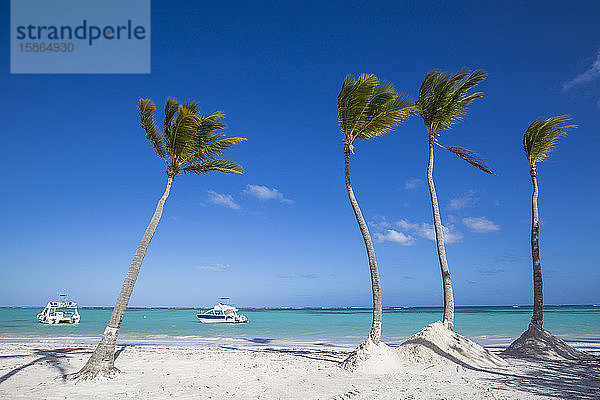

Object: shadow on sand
[486,355,600,400]
[220,345,346,363]
[244,338,274,344]
[403,338,600,399]
[0,345,129,384]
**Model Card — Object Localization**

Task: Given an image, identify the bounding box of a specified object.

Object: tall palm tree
[415,68,494,331]
[337,74,413,344]
[523,115,576,329]
[71,98,246,379]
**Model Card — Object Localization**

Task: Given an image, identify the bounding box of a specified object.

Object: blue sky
[1,1,599,307]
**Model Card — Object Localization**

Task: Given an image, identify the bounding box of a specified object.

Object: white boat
[37,294,80,324]
[197,298,248,324]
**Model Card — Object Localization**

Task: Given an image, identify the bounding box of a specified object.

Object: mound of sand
[396,321,507,371]
[503,323,588,361]
[339,338,403,374]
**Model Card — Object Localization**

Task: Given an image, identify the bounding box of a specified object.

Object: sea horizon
[4,305,599,350]
[4,303,599,309]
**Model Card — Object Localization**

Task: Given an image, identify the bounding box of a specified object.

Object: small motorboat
[197,298,248,324]
[37,294,80,324]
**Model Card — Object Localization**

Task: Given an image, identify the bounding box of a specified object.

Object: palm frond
[358,94,415,139]
[195,111,227,137]
[437,143,495,175]
[523,115,576,163]
[181,135,246,164]
[166,104,201,157]
[138,98,167,159]
[182,159,244,175]
[337,74,379,138]
[139,98,246,177]
[164,97,179,138]
[337,73,413,147]
[416,68,487,133]
[178,111,230,162]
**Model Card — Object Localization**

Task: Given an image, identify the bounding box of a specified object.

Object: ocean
[1,305,599,348]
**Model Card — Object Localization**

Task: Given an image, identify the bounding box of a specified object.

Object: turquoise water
[1,306,599,346]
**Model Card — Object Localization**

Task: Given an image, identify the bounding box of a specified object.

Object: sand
[339,322,508,374]
[339,338,404,374]
[1,337,599,399]
[504,323,590,361]
[397,321,508,371]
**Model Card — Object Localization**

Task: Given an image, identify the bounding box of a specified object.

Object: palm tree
[337,74,413,344]
[523,115,576,329]
[71,98,246,379]
[415,68,493,331]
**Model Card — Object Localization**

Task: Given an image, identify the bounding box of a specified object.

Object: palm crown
[523,115,576,167]
[337,73,414,153]
[138,97,246,178]
[415,68,493,174]
[416,68,487,132]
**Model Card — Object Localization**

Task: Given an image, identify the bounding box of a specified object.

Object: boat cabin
[37,294,81,324]
[197,298,248,323]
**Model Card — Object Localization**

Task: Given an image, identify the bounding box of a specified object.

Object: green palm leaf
[415,68,493,173]
[416,68,486,132]
[195,111,227,136]
[523,115,576,164]
[182,159,244,175]
[181,135,246,164]
[167,104,200,158]
[338,73,413,149]
[138,99,167,160]
[138,98,246,178]
[178,111,244,163]
[164,97,179,138]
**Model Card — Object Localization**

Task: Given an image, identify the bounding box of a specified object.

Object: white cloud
[463,217,500,233]
[243,184,293,204]
[370,216,393,230]
[396,219,463,244]
[375,229,416,246]
[563,49,600,90]
[404,178,422,190]
[448,190,479,210]
[206,190,241,210]
[397,219,420,231]
[197,263,230,272]
[419,223,463,244]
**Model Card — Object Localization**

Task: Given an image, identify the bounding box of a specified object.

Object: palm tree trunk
[426,139,455,331]
[344,148,383,344]
[530,167,543,329]
[70,176,174,379]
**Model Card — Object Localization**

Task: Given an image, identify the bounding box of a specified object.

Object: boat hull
[37,314,80,324]
[197,314,247,324]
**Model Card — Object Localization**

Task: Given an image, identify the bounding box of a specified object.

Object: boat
[37,294,80,324]
[197,298,248,323]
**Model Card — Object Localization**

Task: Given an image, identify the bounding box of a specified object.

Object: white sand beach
[1,338,599,399]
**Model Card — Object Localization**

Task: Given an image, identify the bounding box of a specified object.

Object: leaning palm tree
[522,115,576,329]
[337,74,413,350]
[503,116,581,361]
[415,68,494,331]
[70,98,246,379]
